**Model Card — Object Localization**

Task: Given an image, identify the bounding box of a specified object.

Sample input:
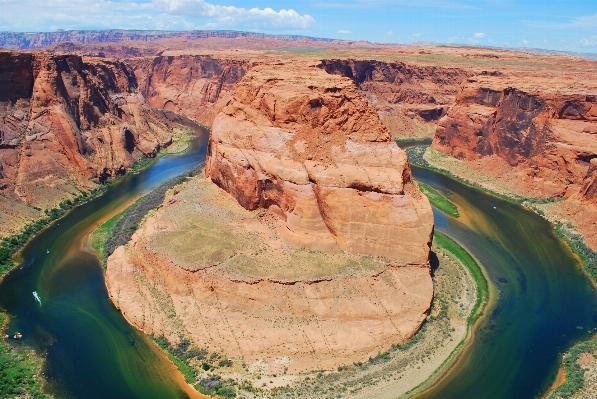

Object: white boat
[33,291,42,306]
[46,249,49,254]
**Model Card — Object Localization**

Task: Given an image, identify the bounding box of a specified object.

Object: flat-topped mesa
[205,62,434,265]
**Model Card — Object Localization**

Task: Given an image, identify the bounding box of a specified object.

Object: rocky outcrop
[319,59,471,140]
[106,174,433,375]
[432,77,597,198]
[0,51,177,233]
[130,55,249,127]
[205,61,434,264]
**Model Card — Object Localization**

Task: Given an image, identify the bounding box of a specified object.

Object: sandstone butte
[205,62,434,262]
[0,51,181,238]
[106,61,435,374]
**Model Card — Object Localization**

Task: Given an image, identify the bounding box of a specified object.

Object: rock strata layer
[205,61,434,264]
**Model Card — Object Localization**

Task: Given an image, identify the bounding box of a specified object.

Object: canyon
[1,31,597,397]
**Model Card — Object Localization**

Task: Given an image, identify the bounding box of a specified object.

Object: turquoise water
[412,165,597,399]
[0,122,208,399]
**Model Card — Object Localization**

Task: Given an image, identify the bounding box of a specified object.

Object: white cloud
[154,0,315,30]
[473,32,485,38]
[337,30,351,34]
[387,30,394,35]
[412,33,421,37]
[565,13,597,29]
[519,39,529,45]
[0,0,315,32]
[580,36,597,46]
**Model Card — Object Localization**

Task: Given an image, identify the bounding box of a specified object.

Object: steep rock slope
[129,55,249,127]
[0,51,176,236]
[319,59,471,140]
[432,77,597,199]
[205,61,434,264]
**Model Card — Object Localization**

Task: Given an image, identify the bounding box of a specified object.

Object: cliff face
[319,59,471,139]
[432,78,597,198]
[0,51,177,235]
[205,61,434,264]
[130,55,249,127]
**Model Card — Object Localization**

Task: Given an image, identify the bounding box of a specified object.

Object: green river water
[0,134,596,398]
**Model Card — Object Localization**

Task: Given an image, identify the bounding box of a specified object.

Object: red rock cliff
[205,61,434,264]
[129,55,249,127]
[0,51,176,221]
[432,77,597,199]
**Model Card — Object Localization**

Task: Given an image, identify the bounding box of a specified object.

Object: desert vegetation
[0,314,49,399]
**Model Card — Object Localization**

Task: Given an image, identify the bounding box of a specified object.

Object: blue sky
[1,0,596,53]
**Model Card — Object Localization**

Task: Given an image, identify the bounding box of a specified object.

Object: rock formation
[432,76,597,199]
[106,60,434,375]
[106,177,434,374]
[130,55,249,127]
[205,61,434,264]
[319,59,471,140]
[0,51,177,236]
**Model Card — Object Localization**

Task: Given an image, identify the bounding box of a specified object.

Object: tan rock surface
[106,177,433,375]
[205,61,434,264]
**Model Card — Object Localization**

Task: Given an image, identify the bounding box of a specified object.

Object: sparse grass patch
[417,181,459,218]
[434,232,488,324]
[551,340,597,399]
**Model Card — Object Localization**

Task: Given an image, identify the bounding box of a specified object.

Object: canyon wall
[129,55,249,127]
[205,61,434,264]
[432,77,597,199]
[0,51,177,236]
[319,59,471,140]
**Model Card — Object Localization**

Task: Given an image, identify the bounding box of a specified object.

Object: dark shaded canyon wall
[431,78,597,199]
[318,59,471,139]
[128,55,250,127]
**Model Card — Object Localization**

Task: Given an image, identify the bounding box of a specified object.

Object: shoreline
[404,232,494,398]
[406,144,597,399]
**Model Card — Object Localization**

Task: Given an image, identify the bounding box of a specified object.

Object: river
[0,134,596,398]
[0,118,209,399]
[412,164,597,399]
